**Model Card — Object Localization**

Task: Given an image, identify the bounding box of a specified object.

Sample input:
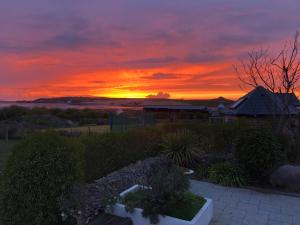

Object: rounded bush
[235,128,285,183]
[0,131,84,225]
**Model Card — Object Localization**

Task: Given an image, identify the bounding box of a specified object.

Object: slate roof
[229,86,299,116]
[275,93,300,107]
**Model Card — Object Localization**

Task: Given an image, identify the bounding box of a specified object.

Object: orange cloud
[1,1,299,100]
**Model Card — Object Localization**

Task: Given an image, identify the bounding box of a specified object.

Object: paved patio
[190,180,300,225]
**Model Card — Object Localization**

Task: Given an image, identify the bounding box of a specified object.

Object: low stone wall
[84,156,170,224]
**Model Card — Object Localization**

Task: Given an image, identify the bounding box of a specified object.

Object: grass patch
[0,140,17,175]
[123,190,206,221]
[166,192,206,221]
[0,140,18,225]
[56,125,110,134]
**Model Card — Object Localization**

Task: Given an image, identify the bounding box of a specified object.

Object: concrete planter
[184,169,195,175]
[111,185,213,225]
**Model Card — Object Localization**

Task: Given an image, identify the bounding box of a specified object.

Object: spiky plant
[162,129,200,168]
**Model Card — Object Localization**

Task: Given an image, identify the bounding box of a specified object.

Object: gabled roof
[230,86,299,116]
[275,93,300,107]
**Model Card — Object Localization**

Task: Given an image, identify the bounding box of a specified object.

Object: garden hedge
[235,127,285,183]
[81,127,163,182]
[0,131,84,225]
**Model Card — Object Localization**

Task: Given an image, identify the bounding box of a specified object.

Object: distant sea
[0,102,142,111]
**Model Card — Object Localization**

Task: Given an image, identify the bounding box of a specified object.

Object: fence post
[109,113,113,131]
[5,125,9,141]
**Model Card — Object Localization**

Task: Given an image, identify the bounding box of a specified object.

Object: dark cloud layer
[142,73,179,80]
[0,0,300,99]
[146,92,171,99]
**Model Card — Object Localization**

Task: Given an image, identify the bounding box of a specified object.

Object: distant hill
[32,96,234,107]
[33,96,110,103]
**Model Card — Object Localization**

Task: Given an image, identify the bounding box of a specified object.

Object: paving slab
[190,180,300,225]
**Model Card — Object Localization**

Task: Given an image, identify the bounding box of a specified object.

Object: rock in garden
[270,164,300,191]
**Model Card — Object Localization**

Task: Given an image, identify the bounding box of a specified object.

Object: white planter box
[110,185,213,225]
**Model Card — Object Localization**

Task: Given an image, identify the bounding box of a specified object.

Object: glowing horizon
[1,0,300,101]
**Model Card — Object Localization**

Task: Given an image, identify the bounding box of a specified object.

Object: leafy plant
[124,165,190,224]
[208,162,246,187]
[194,163,210,179]
[278,129,300,164]
[235,127,285,183]
[0,131,84,225]
[162,129,201,167]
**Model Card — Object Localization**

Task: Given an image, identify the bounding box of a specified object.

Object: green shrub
[195,123,231,154]
[278,130,300,164]
[0,106,28,121]
[208,163,246,187]
[159,121,254,154]
[197,122,255,154]
[124,165,190,224]
[194,163,209,179]
[0,131,84,225]
[162,129,201,168]
[235,128,285,183]
[51,108,103,125]
[81,127,163,182]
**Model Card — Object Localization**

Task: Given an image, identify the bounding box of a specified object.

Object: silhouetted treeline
[0,106,109,125]
[0,106,111,140]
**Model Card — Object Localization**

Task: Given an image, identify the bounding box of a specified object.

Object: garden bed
[111,185,213,225]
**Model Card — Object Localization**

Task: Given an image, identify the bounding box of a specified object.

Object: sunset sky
[0,0,300,100]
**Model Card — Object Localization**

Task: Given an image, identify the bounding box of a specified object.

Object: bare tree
[234,32,300,94]
[234,32,300,158]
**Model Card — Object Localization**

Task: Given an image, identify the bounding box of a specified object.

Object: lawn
[0,140,17,175]
[0,140,17,225]
[56,125,110,134]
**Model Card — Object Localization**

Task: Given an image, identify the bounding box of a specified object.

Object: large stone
[270,164,300,191]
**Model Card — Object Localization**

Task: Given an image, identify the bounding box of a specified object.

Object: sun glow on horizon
[92,89,246,100]
[95,91,149,99]
[1,1,299,101]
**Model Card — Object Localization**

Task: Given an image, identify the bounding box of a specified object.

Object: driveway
[190,180,300,225]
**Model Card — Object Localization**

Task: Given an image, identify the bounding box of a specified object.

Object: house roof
[275,93,300,107]
[229,86,299,116]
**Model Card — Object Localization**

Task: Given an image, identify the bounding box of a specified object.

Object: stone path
[190,180,300,225]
